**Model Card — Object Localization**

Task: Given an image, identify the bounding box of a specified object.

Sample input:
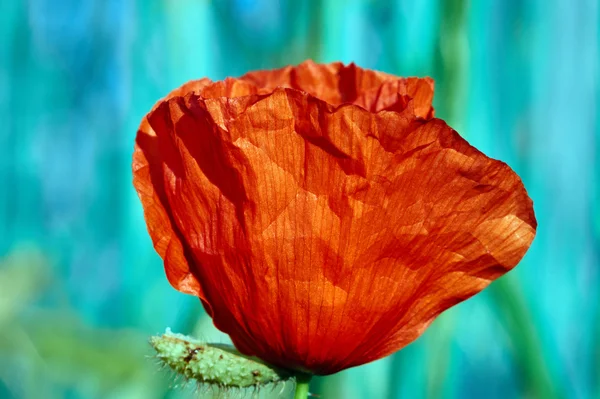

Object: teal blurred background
[0,0,598,398]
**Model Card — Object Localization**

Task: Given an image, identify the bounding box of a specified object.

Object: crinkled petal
[240,60,434,117]
[135,81,536,375]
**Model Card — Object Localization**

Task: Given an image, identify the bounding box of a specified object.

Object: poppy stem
[293,373,312,399]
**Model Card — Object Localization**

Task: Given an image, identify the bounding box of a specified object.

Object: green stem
[293,373,312,399]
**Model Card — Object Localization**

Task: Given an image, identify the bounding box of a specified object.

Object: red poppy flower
[133,60,536,375]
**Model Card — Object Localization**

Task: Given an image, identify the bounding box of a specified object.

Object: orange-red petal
[240,60,434,117]
[133,62,536,375]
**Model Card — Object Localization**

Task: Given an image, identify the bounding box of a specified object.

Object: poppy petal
[133,118,204,298]
[136,78,535,375]
[240,60,434,116]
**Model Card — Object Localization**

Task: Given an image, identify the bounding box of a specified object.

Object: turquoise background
[0,0,598,398]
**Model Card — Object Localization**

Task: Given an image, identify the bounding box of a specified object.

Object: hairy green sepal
[150,329,292,388]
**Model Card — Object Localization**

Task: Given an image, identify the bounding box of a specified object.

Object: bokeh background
[1,0,598,398]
